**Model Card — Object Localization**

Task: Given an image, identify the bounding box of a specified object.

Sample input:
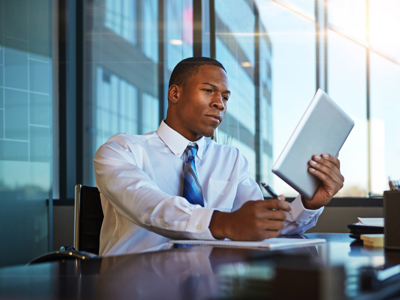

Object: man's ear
[168,84,180,104]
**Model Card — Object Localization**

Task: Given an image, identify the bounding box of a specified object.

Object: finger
[309,166,344,190]
[310,156,343,182]
[263,230,281,239]
[309,161,341,183]
[309,159,341,181]
[257,219,285,231]
[322,154,341,171]
[265,230,279,239]
[261,199,291,212]
[313,154,340,170]
[263,210,287,221]
[254,207,287,221]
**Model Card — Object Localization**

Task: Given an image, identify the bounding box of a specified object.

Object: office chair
[74,184,104,255]
[29,185,103,264]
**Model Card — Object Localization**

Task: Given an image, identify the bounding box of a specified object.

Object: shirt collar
[157,120,205,160]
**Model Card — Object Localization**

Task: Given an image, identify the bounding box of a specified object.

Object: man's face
[170,65,230,141]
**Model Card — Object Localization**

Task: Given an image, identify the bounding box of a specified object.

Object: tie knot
[186,144,198,158]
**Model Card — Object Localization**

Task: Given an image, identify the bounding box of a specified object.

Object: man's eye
[223,96,229,101]
[203,89,212,93]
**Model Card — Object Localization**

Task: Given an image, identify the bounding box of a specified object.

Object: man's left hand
[302,154,344,210]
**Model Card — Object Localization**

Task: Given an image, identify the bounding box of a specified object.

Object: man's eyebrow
[201,82,231,94]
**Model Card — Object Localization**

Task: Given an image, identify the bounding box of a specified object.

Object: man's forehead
[193,65,228,82]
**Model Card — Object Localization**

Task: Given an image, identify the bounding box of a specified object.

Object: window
[81,0,399,197]
[256,0,316,196]
[83,0,193,185]
[255,0,400,197]
[0,0,52,266]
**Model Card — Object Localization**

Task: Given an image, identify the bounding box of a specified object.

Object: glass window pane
[0,0,52,266]
[216,0,255,66]
[257,0,316,196]
[369,0,400,62]
[216,0,257,179]
[142,0,158,62]
[327,30,368,197]
[274,0,315,20]
[259,28,273,186]
[105,0,137,45]
[370,53,400,194]
[83,0,193,185]
[166,0,193,72]
[328,0,367,43]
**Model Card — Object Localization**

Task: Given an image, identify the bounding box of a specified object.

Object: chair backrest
[74,184,104,255]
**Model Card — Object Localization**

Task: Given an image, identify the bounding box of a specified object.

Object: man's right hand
[208,198,291,241]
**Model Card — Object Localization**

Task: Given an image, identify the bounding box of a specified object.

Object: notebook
[170,238,326,250]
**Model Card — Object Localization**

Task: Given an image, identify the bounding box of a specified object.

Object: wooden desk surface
[1,233,400,300]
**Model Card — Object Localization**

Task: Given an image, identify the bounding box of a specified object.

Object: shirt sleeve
[281,195,324,235]
[232,152,323,235]
[94,139,216,241]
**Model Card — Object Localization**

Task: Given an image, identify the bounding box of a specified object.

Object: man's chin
[197,123,221,139]
[202,132,214,138]
[199,128,216,138]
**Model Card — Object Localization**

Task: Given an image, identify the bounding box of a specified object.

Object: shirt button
[164,224,169,228]
[309,215,315,218]
[176,152,181,156]
[196,224,202,230]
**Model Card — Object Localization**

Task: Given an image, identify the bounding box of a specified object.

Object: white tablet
[272,89,354,200]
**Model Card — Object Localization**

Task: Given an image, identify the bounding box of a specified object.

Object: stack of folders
[348,218,384,240]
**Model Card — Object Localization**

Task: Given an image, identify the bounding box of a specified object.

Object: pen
[259,181,292,214]
[259,181,281,200]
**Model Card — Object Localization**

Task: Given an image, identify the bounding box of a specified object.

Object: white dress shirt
[94,121,324,256]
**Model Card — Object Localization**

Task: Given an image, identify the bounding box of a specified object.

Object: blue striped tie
[183,144,204,207]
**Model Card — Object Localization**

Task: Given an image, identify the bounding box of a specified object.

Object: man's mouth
[205,115,222,124]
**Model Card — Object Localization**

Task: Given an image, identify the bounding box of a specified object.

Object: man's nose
[212,96,226,111]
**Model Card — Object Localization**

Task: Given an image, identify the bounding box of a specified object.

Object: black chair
[74,184,104,255]
[29,185,103,264]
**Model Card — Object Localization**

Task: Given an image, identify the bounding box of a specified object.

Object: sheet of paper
[170,238,326,250]
[357,218,384,227]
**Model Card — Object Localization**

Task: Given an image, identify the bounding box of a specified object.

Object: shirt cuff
[290,195,324,224]
[185,207,216,240]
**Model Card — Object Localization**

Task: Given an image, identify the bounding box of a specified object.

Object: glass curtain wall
[255,0,317,196]
[83,0,274,189]
[327,0,400,196]
[256,0,400,197]
[215,0,273,185]
[0,0,52,266]
[83,0,399,197]
[83,0,193,185]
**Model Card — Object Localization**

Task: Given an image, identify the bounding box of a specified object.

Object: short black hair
[168,57,226,87]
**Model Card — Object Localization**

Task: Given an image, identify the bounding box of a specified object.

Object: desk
[0,233,400,299]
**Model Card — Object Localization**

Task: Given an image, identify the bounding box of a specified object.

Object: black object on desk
[348,223,384,240]
[384,190,400,250]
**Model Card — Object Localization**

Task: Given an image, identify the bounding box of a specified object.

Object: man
[94,57,344,256]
